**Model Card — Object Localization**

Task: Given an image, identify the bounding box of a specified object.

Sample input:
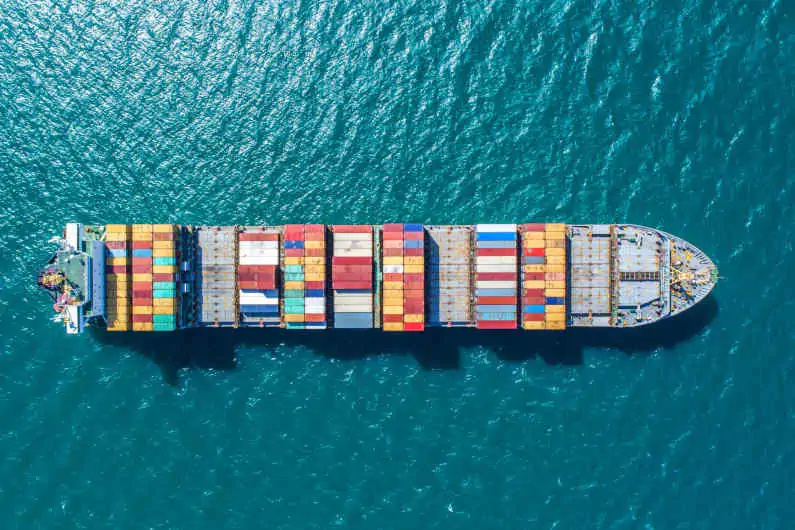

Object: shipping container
[198,226,237,326]
[426,226,472,326]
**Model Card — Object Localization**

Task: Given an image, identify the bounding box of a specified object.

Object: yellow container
[284,281,304,290]
[106,257,129,266]
[545,264,565,273]
[105,232,128,242]
[522,321,546,330]
[522,232,545,240]
[153,240,175,249]
[383,296,404,305]
[153,306,176,315]
[404,314,424,323]
[546,239,566,248]
[403,265,424,274]
[523,264,546,273]
[153,224,174,233]
[305,273,325,282]
[523,280,545,289]
[132,322,154,332]
[545,223,566,232]
[383,323,404,331]
[545,288,566,297]
[383,306,404,315]
[404,256,424,265]
[545,320,566,330]
[304,257,325,265]
[153,249,175,258]
[305,241,325,249]
[153,298,177,308]
[132,273,152,282]
[383,256,403,265]
[132,232,153,241]
[152,265,176,274]
[545,305,565,313]
[105,224,129,233]
[546,255,566,265]
[545,247,565,256]
[523,239,545,248]
[132,306,153,315]
[132,224,153,233]
[285,257,304,265]
[383,281,403,290]
[284,314,305,323]
[545,312,566,322]
[107,321,131,332]
[546,280,566,289]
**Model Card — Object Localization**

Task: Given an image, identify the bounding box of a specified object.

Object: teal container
[153,323,176,331]
[285,273,305,281]
[153,289,176,298]
[283,289,305,298]
[285,265,303,273]
[286,322,305,330]
[153,281,176,290]
[153,257,176,266]
[153,314,176,324]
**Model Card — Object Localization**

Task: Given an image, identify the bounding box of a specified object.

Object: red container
[523,296,545,305]
[285,248,304,257]
[522,223,545,232]
[257,279,276,289]
[404,302,424,314]
[304,224,324,233]
[132,264,152,274]
[402,231,423,241]
[476,272,516,281]
[403,322,424,331]
[283,224,305,232]
[545,272,565,281]
[132,241,152,249]
[132,314,153,323]
[523,273,545,281]
[384,273,403,282]
[383,248,403,256]
[332,257,371,265]
[132,257,151,266]
[382,224,404,232]
[334,225,371,233]
[476,320,517,329]
[523,313,545,322]
[305,248,325,257]
[382,232,404,241]
[153,273,174,282]
[105,265,128,273]
[403,273,423,282]
[332,281,372,290]
[332,265,372,274]
[478,296,517,305]
[239,232,279,241]
[153,232,174,241]
[106,241,126,250]
[305,313,326,323]
[523,288,544,296]
[132,296,153,306]
[238,280,258,290]
[305,281,325,290]
[304,233,325,241]
[403,247,424,257]
[476,248,515,257]
[383,314,403,323]
[523,248,545,257]
[404,280,423,290]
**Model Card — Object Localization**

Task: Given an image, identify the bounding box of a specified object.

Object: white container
[333,248,371,257]
[239,256,279,266]
[383,265,404,274]
[475,264,517,273]
[334,303,374,312]
[334,233,373,241]
[476,256,517,265]
[239,241,278,249]
[475,280,517,289]
[333,240,372,250]
[475,224,517,232]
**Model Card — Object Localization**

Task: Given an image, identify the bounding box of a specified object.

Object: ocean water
[1,0,793,527]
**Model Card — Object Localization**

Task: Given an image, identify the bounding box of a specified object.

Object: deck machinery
[38,223,718,334]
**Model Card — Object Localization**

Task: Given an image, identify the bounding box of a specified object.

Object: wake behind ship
[37,223,718,334]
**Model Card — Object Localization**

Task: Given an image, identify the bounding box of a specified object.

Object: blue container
[109,249,127,258]
[132,249,152,258]
[476,240,516,249]
[476,312,517,321]
[285,265,303,273]
[305,323,328,329]
[153,257,176,266]
[285,273,305,281]
[153,281,176,290]
[153,289,176,298]
[476,232,517,241]
[241,306,279,316]
[476,304,517,313]
[284,241,304,249]
[404,224,423,232]
[522,256,545,265]
[523,305,545,313]
[403,240,423,249]
[305,289,325,298]
[475,288,516,297]
[333,312,373,329]
[333,289,372,295]
[546,297,565,305]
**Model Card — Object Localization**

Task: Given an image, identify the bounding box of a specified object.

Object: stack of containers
[381,224,404,331]
[152,224,177,331]
[283,224,306,329]
[474,224,518,329]
[520,224,547,329]
[303,224,327,329]
[131,224,154,331]
[544,223,567,330]
[332,225,373,328]
[403,224,425,331]
[105,224,130,331]
[238,227,279,327]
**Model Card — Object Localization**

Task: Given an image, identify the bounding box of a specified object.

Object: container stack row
[332,225,373,328]
[283,224,306,329]
[303,224,327,329]
[544,224,567,330]
[426,226,472,326]
[131,224,154,331]
[381,224,424,331]
[238,227,280,327]
[151,224,178,331]
[105,224,131,331]
[197,227,237,326]
[475,224,518,329]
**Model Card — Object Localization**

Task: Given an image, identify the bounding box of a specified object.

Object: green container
[153,257,176,266]
[153,281,176,290]
[153,289,176,298]
[153,314,176,324]
[283,290,304,298]
[285,265,304,273]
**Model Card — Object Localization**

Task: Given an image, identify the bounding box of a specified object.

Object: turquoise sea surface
[1,0,793,528]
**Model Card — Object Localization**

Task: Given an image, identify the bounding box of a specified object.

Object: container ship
[37,223,717,334]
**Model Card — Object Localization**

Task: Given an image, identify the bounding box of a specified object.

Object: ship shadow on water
[92,297,718,385]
